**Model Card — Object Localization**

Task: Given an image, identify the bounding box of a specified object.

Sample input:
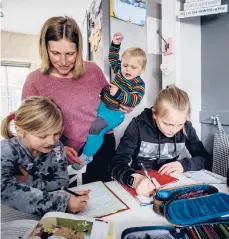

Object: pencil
[61,186,80,197]
[140,163,156,188]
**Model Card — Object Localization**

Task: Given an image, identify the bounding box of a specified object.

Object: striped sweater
[101,43,145,111]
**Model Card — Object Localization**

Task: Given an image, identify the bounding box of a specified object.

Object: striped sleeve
[114,81,145,107]
[108,42,121,74]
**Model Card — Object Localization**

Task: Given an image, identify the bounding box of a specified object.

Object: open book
[70,181,129,217]
[119,170,178,205]
[1,212,114,239]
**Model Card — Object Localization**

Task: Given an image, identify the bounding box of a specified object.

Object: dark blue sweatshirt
[110,108,211,185]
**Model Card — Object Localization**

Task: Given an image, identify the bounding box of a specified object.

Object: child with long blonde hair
[110,85,211,197]
[1,96,89,216]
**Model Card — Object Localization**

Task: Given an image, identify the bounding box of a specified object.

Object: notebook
[70,181,129,217]
[121,170,178,206]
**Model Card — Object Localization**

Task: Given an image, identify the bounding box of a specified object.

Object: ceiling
[1,0,93,35]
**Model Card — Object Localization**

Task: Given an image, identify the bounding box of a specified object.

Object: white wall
[161,0,201,137]
[1,0,93,35]
[178,17,201,137]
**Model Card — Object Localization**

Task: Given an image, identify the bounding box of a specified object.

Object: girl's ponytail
[1,113,16,139]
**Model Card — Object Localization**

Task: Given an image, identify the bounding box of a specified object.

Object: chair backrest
[67,165,87,186]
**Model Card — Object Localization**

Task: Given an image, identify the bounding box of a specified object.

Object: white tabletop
[1,170,228,239]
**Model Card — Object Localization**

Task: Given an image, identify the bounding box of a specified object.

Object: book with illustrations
[1,212,114,239]
[118,169,178,206]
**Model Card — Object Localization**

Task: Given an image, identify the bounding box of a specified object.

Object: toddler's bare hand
[112,32,124,45]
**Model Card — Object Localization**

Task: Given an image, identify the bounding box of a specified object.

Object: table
[1,170,228,239]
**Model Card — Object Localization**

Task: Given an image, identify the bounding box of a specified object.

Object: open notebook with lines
[1,204,41,223]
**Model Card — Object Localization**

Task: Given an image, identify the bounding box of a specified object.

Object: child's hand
[158,161,184,175]
[133,174,161,197]
[67,190,90,213]
[64,146,83,165]
[112,32,124,45]
[16,166,29,183]
[109,84,119,96]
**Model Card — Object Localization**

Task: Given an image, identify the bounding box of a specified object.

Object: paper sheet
[137,195,153,205]
[1,220,38,239]
[183,169,227,184]
[1,204,40,223]
[71,181,128,217]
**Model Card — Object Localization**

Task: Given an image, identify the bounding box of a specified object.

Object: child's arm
[108,32,123,74]
[1,145,70,216]
[109,118,139,185]
[111,81,145,107]
[180,121,211,171]
[24,142,69,191]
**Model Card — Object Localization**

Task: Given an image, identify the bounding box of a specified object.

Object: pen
[140,163,156,188]
[61,186,80,197]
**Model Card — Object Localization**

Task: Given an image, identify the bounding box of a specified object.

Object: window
[1,61,30,123]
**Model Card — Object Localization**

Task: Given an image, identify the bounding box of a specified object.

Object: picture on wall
[88,0,102,53]
[110,0,147,26]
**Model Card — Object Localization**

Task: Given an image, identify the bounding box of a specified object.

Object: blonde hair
[122,48,147,69]
[39,16,85,78]
[1,96,64,139]
[154,84,191,118]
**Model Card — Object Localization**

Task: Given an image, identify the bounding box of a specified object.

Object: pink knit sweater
[22,61,109,151]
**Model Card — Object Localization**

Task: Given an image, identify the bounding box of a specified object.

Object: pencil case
[121,184,229,239]
[153,184,219,218]
[153,184,229,226]
[121,222,229,239]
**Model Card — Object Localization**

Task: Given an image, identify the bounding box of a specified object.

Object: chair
[67,165,87,186]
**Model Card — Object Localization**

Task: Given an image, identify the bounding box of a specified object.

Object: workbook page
[71,181,128,217]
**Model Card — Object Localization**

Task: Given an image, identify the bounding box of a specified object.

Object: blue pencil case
[152,184,229,225]
[121,184,229,239]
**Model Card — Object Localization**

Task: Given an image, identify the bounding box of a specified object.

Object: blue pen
[140,163,156,188]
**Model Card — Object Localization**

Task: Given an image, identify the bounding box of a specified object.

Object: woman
[22,16,131,183]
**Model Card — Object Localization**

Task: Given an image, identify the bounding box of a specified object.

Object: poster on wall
[110,0,147,26]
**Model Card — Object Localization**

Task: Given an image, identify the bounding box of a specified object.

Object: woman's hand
[64,146,82,165]
[109,84,119,96]
[67,190,90,213]
[120,105,134,114]
[16,166,29,183]
[133,174,161,197]
[158,161,184,176]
